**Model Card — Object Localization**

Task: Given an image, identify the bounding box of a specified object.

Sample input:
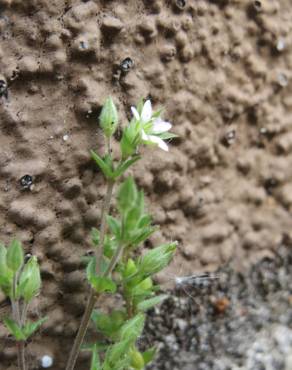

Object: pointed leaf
[90,275,117,294]
[142,347,157,365]
[23,317,47,339]
[120,313,145,342]
[106,216,121,239]
[137,294,168,311]
[106,339,131,364]
[113,155,141,179]
[91,228,100,246]
[117,177,138,212]
[139,242,177,276]
[0,243,7,271]
[3,318,25,341]
[90,344,102,370]
[91,150,114,179]
[6,239,23,272]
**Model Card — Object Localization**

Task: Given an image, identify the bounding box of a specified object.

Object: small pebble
[277,73,288,87]
[0,78,8,98]
[120,57,134,72]
[276,38,285,52]
[19,175,33,190]
[41,355,53,368]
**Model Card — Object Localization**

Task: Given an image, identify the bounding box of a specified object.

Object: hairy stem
[65,179,114,370]
[12,274,26,370]
[17,341,26,370]
[95,180,114,275]
[65,289,97,370]
[104,243,124,276]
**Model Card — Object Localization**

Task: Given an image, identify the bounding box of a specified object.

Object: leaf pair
[86,258,116,294]
[0,241,41,302]
[4,317,46,341]
[91,150,140,181]
[112,178,156,248]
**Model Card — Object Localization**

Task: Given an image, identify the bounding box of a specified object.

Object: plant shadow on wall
[0,97,179,370]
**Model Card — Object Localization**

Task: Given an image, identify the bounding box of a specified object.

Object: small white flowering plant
[0,240,44,370]
[0,97,177,370]
[66,97,177,370]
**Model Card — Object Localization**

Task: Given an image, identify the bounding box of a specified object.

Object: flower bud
[99,97,118,138]
[130,349,145,370]
[19,256,41,303]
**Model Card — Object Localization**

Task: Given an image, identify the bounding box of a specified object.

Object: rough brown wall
[0,0,292,368]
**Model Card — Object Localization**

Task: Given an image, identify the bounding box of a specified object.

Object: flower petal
[141,100,152,123]
[131,107,140,121]
[148,135,169,151]
[152,118,172,134]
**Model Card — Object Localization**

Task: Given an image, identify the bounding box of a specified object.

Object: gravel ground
[143,244,292,370]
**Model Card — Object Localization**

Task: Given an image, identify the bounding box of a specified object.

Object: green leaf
[104,236,118,259]
[93,276,116,294]
[3,318,25,341]
[107,216,121,239]
[6,239,23,273]
[22,317,47,339]
[123,259,138,279]
[0,244,13,296]
[18,256,41,303]
[106,339,131,364]
[137,215,152,229]
[91,228,100,246]
[90,344,102,370]
[142,347,157,365]
[89,275,117,294]
[137,294,168,311]
[139,242,177,276]
[99,97,119,138]
[120,125,141,160]
[0,243,7,271]
[92,310,125,339]
[113,155,141,179]
[91,150,114,179]
[117,177,138,213]
[130,226,157,247]
[119,313,145,342]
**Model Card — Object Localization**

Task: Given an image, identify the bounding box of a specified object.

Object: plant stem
[65,179,114,370]
[12,274,26,370]
[95,180,114,275]
[65,289,97,370]
[17,341,26,370]
[104,243,124,276]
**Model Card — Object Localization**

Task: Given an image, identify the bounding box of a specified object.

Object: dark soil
[144,244,292,370]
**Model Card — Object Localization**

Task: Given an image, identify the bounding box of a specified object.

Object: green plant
[66,97,177,370]
[1,97,177,370]
[0,240,44,370]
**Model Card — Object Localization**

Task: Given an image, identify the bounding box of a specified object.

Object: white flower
[131,100,172,151]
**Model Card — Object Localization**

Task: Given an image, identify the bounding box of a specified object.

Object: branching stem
[66,138,116,370]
